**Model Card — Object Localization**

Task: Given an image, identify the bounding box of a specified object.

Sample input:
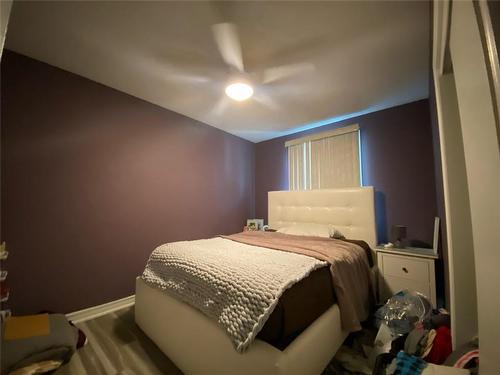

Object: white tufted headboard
[268,187,377,248]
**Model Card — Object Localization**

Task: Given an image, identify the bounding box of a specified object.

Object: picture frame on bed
[246,219,264,231]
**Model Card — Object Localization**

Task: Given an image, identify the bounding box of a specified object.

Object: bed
[135,187,377,375]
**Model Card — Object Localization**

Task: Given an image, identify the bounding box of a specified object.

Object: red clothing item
[425,326,452,364]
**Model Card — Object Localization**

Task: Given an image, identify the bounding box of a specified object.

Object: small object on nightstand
[391,225,407,248]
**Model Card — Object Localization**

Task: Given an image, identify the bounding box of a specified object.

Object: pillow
[277,223,333,238]
[331,228,346,239]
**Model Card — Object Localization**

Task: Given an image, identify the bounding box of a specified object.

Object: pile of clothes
[325,290,478,374]
[389,315,452,365]
[385,351,428,375]
[372,290,477,374]
[376,317,452,374]
[1,313,87,375]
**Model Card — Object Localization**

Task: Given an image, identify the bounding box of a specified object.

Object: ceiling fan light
[225,82,253,101]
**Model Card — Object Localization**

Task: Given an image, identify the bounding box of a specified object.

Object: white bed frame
[135,186,377,375]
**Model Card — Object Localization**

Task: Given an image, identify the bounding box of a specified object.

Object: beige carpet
[55,306,182,375]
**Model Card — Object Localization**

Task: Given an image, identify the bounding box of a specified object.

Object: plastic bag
[375,290,432,336]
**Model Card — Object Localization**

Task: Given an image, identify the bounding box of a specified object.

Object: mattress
[257,266,335,349]
[253,237,373,350]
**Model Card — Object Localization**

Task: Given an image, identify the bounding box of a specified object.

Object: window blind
[287,142,310,190]
[287,124,361,190]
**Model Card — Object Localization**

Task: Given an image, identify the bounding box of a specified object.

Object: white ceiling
[5,1,430,143]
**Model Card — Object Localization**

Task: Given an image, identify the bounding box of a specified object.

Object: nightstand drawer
[381,254,429,282]
[382,275,431,302]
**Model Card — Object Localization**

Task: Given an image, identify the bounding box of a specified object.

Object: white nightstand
[375,246,438,307]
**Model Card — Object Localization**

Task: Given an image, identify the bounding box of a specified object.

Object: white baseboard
[66,295,135,323]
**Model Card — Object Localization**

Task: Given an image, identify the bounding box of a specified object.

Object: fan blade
[262,62,315,84]
[253,92,280,111]
[164,70,211,84]
[212,23,244,72]
[135,55,216,85]
[211,96,230,116]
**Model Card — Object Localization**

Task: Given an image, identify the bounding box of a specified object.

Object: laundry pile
[383,317,452,364]
[376,320,452,374]
[1,313,87,375]
[324,290,478,374]
[385,351,428,375]
[372,290,477,374]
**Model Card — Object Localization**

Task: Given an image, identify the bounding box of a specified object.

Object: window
[286,124,361,190]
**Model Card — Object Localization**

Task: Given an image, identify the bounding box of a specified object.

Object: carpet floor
[55,306,182,375]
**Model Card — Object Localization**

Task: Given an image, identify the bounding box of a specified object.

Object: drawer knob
[402,267,409,273]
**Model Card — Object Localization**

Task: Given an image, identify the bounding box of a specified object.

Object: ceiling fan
[211,22,315,108]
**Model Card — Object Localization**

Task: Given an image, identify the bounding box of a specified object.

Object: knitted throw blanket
[141,237,327,352]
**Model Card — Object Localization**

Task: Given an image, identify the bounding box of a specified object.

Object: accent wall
[255,99,438,246]
[1,51,255,314]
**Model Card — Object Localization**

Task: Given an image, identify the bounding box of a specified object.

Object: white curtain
[287,125,360,190]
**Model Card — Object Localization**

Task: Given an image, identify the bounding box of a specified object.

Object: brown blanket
[222,231,374,332]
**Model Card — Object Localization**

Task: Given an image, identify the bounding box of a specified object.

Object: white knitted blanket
[141,237,327,352]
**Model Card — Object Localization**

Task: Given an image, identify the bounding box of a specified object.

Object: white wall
[434,0,500,373]
[449,2,500,373]
[1,0,13,60]
[433,70,477,349]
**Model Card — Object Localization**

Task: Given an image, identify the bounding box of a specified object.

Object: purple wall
[1,51,255,314]
[1,51,440,314]
[256,100,438,245]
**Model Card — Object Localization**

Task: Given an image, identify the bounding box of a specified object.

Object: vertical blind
[286,124,361,190]
[288,142,311,190]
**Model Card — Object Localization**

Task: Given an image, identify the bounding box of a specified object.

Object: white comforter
[141,237,327,352]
